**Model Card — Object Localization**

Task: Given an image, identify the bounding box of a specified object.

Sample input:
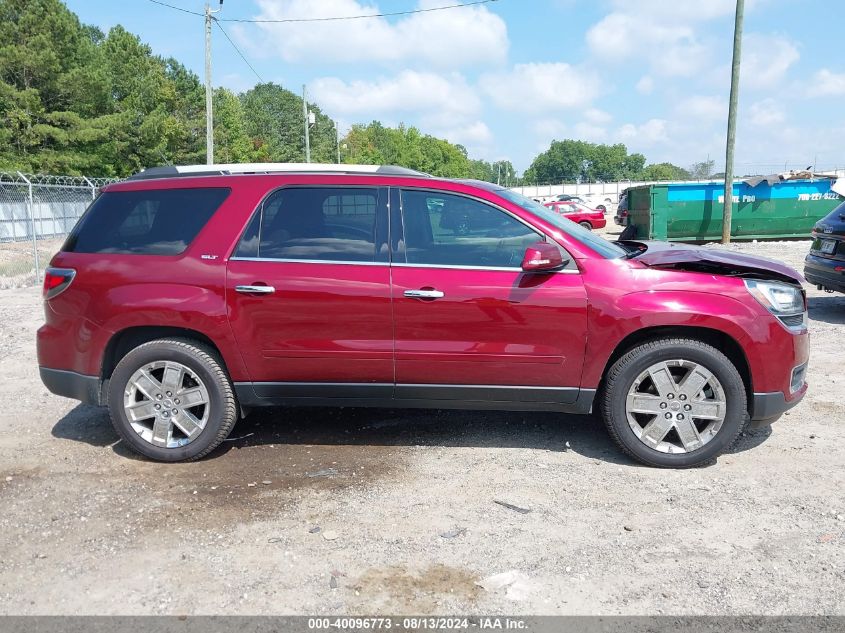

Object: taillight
[43,267,76,299]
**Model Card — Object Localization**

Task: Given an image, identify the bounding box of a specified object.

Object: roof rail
[127,163,430,181]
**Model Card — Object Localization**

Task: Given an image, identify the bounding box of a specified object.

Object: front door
[226,186,393,398]
[391,188,588,404]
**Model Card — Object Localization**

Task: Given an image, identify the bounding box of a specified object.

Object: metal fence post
[17,172,40,283]
[83,176,96,201]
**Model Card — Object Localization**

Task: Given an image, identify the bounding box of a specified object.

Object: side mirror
[521,241,568,272]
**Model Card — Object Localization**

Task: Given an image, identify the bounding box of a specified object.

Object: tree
[213,88,254,163]
[522,139,646,184]
[689,159,716,180]
[641,162,691,181]
[240,82,337,163]
[338,122,516,183]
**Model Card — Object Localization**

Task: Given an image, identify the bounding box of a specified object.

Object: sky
[64,0,845,174]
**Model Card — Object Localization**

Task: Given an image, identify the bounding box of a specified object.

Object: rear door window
[64,188,230,255]
[234,187,387,263]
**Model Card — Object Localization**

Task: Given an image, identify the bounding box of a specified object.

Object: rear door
[226,186,393,398]
[390,188,588,405]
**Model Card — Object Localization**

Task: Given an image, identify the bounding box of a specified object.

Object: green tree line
[0,0,692,184]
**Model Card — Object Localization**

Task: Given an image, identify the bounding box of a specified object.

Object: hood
[621,240,804,285]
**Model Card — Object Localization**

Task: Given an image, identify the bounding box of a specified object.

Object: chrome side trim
[230,257,387,266]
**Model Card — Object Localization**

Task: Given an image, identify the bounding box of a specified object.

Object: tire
[579,221,593,230]
[618,225,637,241]
[107,338,238,462]
[599,338,747,468]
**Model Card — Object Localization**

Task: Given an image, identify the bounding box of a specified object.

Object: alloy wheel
[625,359,727,454]
[122,360,210,448]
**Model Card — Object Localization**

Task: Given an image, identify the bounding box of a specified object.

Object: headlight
[744,279,807,331]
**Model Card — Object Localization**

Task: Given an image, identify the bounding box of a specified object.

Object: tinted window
[495,188,626,259]
[400,190,541,268]
[235,187,384,263]
[64,188,230,255]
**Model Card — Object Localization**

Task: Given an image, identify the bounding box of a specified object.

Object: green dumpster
[626,179,843,241]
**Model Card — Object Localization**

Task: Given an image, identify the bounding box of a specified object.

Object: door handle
[404,289,444,299]
[235,285,275,295]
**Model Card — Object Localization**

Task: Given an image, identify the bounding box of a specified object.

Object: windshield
[496,189,627,258]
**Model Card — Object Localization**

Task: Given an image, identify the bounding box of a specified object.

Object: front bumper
[750,384,807,427]
[804,253,845,293]
[40,367,102,406]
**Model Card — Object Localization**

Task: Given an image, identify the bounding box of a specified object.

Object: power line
[214,19,264,82]
[146,0,203,18]
[220,0,498,23]
[146,0,499,23]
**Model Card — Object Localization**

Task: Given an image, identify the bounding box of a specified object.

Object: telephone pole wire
[722,0,744,244]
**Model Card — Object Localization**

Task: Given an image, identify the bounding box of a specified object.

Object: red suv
[38,164,809,468]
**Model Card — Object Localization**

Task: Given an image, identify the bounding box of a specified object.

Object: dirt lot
[0,230,843,616]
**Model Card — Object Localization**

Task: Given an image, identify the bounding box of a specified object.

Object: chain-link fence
[0,171,120,288]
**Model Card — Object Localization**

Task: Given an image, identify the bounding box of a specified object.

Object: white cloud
[435,121,494,148]
[676,95,726,121]
[635,75,654,95]
[236,0,508,68]
[586,11,711,77]
[532,119,567,140]
[309,71,491,153]
[311,71,479,119]
[807,69,845,97]
[748,98,785,126]
[479,63,599,113]
[584,108,612,125]
[573,122,608,142]
[617,119,669,146]
[742,33,800,89]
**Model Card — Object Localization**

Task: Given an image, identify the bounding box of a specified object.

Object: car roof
[127,163,431,181]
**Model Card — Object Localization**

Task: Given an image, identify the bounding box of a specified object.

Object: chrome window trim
[394,186,579,272]
[231,183,389,263]
[228,257,579,273]
[391,262,580,274]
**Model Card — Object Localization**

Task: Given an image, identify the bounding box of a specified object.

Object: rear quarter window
[63,187,230,255]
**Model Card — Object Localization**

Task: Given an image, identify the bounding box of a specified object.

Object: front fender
[581,289,774,390]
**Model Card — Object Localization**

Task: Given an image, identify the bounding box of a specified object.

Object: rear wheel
[579,221,593,230]
[600,338,747,468]
[107,338,238,462]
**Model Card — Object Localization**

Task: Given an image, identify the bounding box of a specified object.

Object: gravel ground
[0,231,843,616]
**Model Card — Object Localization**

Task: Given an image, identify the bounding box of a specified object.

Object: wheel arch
[100,326,226,382]
[595,325,753,411]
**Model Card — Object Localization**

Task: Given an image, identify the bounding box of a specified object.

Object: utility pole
[204,0,223,165]
[722,0,744,244]
[303,85,311,163]
[334,120,340,164]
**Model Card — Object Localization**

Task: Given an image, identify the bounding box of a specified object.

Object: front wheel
[107,338,238,462]
[599,338,747,468]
